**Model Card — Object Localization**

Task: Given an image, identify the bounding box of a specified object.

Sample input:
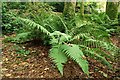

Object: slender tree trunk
[80,0,84,17]
[63,0,76,20]
[106,0,119,20]
[118,3,120,25]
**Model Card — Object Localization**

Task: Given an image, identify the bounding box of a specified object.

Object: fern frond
[81,39,118,54]
[49,45,67,75]
[73,33,91,40]
[13,32,31,43]
[19,17,51,36]
[80,45,113,60]
[60,44,89,75]
[50,31,71,44]
[79,45,112,69]
[85,49,112,69]
[56,15,68,34]
[92,48,113,60]
[44,24,55,32]
[4,32,31,43]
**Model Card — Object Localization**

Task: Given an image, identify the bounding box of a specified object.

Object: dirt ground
[1,36,120,79]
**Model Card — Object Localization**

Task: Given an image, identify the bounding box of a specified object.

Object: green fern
[84,49,112,69]
[84,39,118,53]
[6,16,119,76]
[79,45,113,69]
[50,31,71,44]
[19,17,51,36]
[12,32,31,43]
[4,32,31,43]
[60,44,89,75]
[49,45,68,75]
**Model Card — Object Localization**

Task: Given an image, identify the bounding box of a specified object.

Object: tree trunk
[106,0,119,20]
[80,0,84,17]
[63,0,76,20]
[118,3,120,25]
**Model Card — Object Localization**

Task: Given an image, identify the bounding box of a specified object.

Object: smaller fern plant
[6,17,119,76]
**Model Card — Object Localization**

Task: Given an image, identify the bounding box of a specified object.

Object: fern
[56,15,68,34]
[12,32,31,43]
[6,16,119,76]
[60,44,89,75]
[4,32,31,43]
[50,31,71,43]
[91,48,113,61]
[84,39,118,53]
[49,45,68,75]
[84,49,112,69]
[73,33,91,40]
[19,17,51,36]
[79,45,113,69]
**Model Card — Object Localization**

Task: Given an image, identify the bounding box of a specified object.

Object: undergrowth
[4,13,119,76]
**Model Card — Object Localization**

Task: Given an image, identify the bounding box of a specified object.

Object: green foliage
[90,12,110,24]
[76,2,98,14]
[84,12,119,35]
[16,49,30,55]
[6,2,27,9]
[11,44,30,55]
[106,2,119,20]
[4,14,66,44]
[85,49,112,69]
[7,17,118,76]
[80,45,113,69]
[49,45,68,75]
[19,18,51,36]
[3,2,119,76]
[48,2,64,12]
[2,2,24,34]
[9,32,31,43]
[2,2,54,35]
[60,44,89,75]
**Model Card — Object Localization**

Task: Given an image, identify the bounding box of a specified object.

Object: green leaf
[60,44,89,75]
[49,45,67,75]
[19,17,51,36]
[84,49,112,69]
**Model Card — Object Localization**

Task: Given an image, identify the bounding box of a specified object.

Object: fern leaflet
[60,44,89,75]
[49,45,68,75]
[19,18,51,36]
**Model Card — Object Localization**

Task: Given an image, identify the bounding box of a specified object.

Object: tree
[76,1,84,18]
[106,0,119,20]
[63,0,76,20]
[118,2,120,25]
[80,0,84,17]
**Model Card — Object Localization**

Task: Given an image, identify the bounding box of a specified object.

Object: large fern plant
[6,17,119,76]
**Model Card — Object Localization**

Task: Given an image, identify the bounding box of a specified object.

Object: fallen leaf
[99,71,108,77]
[44,67,49,71]
[40,75,43,78]
[2,68,8,71]
[5,73,11,77]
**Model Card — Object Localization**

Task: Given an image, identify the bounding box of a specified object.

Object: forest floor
[1,35,120,79]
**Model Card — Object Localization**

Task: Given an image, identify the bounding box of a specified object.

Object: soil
[1,36,120,79]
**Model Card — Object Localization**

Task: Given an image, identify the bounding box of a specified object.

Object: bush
[2,3,23,34]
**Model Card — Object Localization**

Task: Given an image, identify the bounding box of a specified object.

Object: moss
[106,2,118,20]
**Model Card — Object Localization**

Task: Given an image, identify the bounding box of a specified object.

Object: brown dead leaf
[5,73,11,77]
[44,67,49,71]
[19,62,28,66]
[2,68,8,71]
